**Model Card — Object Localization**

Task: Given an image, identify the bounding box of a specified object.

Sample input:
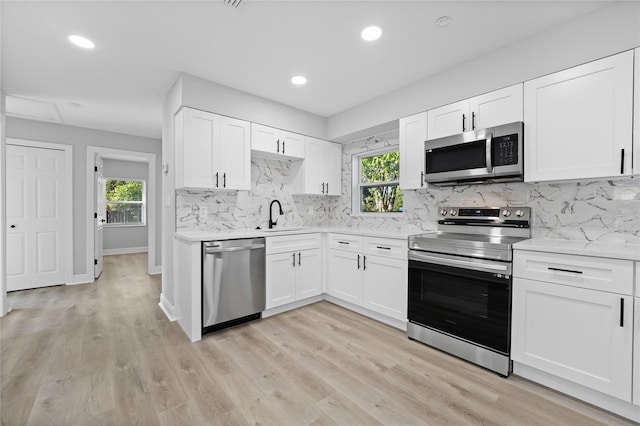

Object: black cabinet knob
[10,225,16,228]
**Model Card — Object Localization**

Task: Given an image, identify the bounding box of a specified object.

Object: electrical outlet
[199,206,208,218]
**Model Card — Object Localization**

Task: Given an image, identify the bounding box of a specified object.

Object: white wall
[5,118,162,276]
[327,1,640,141]
[102,158,149,253]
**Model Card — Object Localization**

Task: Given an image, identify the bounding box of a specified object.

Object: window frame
[351,147,404,218]
[102,177,147,227]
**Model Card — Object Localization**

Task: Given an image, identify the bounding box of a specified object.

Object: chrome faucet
[268,199,283,229]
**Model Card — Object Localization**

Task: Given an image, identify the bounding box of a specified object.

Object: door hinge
[94,166,98,172]
[94,259,98,265]
[94,212,98,219]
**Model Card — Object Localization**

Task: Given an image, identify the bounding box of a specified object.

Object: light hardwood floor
[1,253,635,425]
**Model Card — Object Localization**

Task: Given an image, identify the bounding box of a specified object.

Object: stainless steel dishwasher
[202,237,266,334]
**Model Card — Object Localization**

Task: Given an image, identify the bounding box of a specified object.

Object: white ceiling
[2,0,613,140]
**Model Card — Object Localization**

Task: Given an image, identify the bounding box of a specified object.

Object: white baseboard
[324,295,407,331]
[67,274,94,285]
[262,295,324,318]
[103,246,148,256]
[149,265,162,275]
[159,293,178,321]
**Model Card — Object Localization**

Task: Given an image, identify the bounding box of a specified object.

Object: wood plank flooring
[1,253,635,425]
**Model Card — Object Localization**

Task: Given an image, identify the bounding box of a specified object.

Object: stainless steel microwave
[424,121,524,186]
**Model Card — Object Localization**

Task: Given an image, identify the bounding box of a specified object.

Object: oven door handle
[409,251,510,274]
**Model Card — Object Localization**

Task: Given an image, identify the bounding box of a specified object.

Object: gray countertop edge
[513,239,640,262]
[175,227,421,243]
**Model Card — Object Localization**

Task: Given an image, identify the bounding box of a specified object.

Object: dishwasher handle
[205,244,265,254]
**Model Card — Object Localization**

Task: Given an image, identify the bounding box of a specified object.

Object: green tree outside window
[359,151,403,213]
[105,179,146,225]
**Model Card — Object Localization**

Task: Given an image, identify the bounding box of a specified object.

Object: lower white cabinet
[266,234,321,309]
[512,277,633,401]
[327,234,407,322]
[634,297,640,406]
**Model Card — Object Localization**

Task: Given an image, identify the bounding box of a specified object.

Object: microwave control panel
[492,134,518,166]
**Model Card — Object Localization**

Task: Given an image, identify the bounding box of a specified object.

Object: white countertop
[175,226,422,242]
[513,239,640,261]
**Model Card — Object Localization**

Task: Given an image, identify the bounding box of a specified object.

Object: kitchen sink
[263,227,306,233]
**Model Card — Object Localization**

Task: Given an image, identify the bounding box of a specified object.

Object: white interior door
[7,145,66,291]
[94,156,105,278]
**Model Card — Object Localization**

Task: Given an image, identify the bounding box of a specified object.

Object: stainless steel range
[407,206,531,376]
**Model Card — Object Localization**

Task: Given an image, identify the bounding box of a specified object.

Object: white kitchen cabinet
[399,112,427,189]
[427,84,523,140]
[512,250,634,402]
[634,296,639,406]
[251,123,305,160]
[175,107,251,190]
[634,48,640,176]
[292,137,342,196]
[524,51,634,182]
[265,233,321,309]
[327,234,407,322]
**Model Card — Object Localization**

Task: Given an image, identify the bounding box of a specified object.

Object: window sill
[104,223,147,228]
[350,212,404,219]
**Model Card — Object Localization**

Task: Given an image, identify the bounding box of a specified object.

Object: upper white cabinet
[524,51,634,182]
[399,112,427,189]
[292,137,342,196]
[512,250,634,402]
[427,84,523,140]
[634,48,640,176]
[175,107,251,190]
[634,295,640,406]
[251,123,305,160]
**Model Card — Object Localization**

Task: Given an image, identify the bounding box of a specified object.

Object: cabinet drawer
[266,233,321,254]
[363,237,407,260]
[328,234,363,253]
[514,250,633,295]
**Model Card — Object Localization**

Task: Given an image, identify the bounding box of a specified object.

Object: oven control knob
[449,209,457,216]
[440,209,448,216]
[502,209,511,217]
[515,209,525,217]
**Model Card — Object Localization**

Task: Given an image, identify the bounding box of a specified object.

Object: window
[352,149,404,215]
[104,179,146,225]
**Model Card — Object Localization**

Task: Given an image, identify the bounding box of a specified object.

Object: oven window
[408,260,511,354]
[425,140,486,174]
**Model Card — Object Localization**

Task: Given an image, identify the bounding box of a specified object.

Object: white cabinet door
[634,297,640,406]
[324,141,342,196]
[296,249,322,300]
[251,123,280,155]
[469,84,523,130]
[266,252,296,309]
[300,137,323,195]
[219,116,251,190]
[634,48,640,176]
[427,100,469,140]
[176,107,219,189]
[524,51,634,182]
[280,131,305,159]
[399,111,427,189]
[362,255,407,321]
[512,277,633,401]
[327,249,362,304]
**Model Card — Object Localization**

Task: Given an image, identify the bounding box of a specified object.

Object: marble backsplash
[176,132,640,245]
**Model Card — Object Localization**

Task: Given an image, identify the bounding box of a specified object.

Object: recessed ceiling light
[361,26,382,42]
[436,16,451,27]
[68,34,95,49]
[291,75,307,86]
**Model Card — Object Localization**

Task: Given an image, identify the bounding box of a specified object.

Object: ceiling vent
[223,0,242,8]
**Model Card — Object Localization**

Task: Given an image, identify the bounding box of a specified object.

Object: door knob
[10,225,16,228]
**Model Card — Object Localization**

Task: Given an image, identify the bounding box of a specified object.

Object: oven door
[408,251,512,354]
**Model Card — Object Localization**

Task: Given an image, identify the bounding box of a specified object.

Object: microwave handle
[485,132,493,173]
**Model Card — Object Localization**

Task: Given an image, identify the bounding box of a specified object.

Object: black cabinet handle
[277,139,280,153]
[548,267,583,274]
[357,254,361,269]
[292,253,296,267]
[420,171,424,187]
[620,298,624,327]
[363,255,367,271]
[472,111,476,130]
[325,182,328,194]
[338,241,349,245]
[223,173,226,188]
[462,114,466,131]
[298,252,301,266]
[215,172,219,188]
[376,246,391,250]
[621,149,625,174]
[322,182,325,194]
[10,225,16,229]
[282,141,285,155]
